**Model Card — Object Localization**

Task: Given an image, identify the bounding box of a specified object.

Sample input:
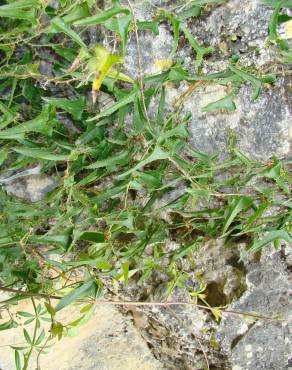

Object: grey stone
[179,78,291,160]
[217,245,292,370]
[0,301,163,370]
[124,23,173,79]
[4,174,57,202]
[123,0,292,160]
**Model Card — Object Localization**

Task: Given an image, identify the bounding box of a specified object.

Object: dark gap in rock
[226,254,245,270]
[205,281,228,306]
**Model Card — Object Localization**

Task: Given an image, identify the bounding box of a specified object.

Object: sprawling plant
[0,0,291,368]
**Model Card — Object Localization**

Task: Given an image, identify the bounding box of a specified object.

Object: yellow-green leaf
[86,45,122,102]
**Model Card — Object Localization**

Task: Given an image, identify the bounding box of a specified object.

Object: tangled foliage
[0,0,291,368]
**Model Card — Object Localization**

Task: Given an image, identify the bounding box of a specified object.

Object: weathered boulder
[123,0,292,159]
[218,245,292,370]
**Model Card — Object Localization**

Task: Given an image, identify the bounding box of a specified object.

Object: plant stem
[22,298,38,370]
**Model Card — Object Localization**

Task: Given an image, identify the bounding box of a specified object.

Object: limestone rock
[217,245,292,370]
[0,299,163,370]
[4,174,57,202]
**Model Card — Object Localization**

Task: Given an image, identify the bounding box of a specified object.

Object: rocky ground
[0,297,163,370]
[0,0,291,369]
[2,173,291,369]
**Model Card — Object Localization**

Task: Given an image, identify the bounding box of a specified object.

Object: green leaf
[246,203,268,228]
[0,0,38,9]
[86,45,122,101]
[96,260,112,270]
[23,328,32,344]
[229,65,261,100]
[0,0,37,21]
[91,184,127,203]
[158,123,189,141]
[50,321,63,340]
[202,92,237,112]
[0,320,18,331]
[74,4,129,27]
[166,12,181,56]
[0,149,8,166]
[22,79,40,104]
[87,88,138,121]
[260,161,289,193]
[43,97,86,120]
[79,231,105,243]
[262,0,292,7]
[268,0,283,41]
[122,261,129,285]
[137,171,162,189]
[45,302,56,318]
[17,311,34,318]
[62,3,90,24]
[177,5,201,19]
[247,230,292,254]
[172,241,199,261]
[181,25,213,67]
[24,317,35,325]
[30,231,72,249]
[13,147,69,161]
[105,14,132,55]
[35,329,45,346]
[55,280,95,312]
[222,196,253,234]
[50,17,87,49]
[86,150,130,169]
[137,20,160,35]
[0,106,54,139]
[117,146,168,179]
[260,161,281,179]
[15,351,21,370]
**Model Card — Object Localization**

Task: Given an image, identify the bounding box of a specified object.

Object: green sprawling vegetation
[0,0,291,368]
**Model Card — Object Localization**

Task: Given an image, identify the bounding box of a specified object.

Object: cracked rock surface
[1,0,291,369]
[124,0,292,160]
[217,246,292,370]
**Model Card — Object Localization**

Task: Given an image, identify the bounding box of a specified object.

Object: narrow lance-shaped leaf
[0,106,54,139]
[0,0,38,21]
[0,0,38,9]
[87,88,138,121]
[86,45,122,103]
[222,196,253,234]
[117,146,168,179]
[246,230,292,254]
[202,90,237,112]
[55,280,96,312]
[73,4,129,27]
[122,261,129,285]
[0,8,36,21]
[43,97,86,120]
[86,150,130,169]
[23,328,32,344]
[0,149,8,166]
[137,20,160,35]
[0,320,18,331]
[229,65,261,100]
[178,5,201,19]
[104,14,132,55]
[50,17,87,49]
[13,147,69,161]
[266,0,290,50]
[62,3,90,24]
[15,351,21,370]
[181,25,213,67]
